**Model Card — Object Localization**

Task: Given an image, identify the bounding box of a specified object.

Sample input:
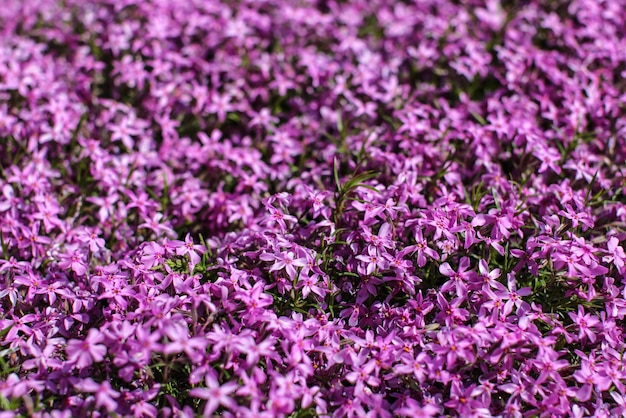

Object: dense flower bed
[1,0,626,416]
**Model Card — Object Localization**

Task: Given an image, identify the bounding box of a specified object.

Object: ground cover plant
[1,0,626,416]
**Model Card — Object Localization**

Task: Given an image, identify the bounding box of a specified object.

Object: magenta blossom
[66,329,107,369]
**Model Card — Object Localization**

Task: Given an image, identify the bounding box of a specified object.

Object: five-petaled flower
[66,329,107,369]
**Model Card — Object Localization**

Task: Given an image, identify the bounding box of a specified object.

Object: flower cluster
[1,0,626,417]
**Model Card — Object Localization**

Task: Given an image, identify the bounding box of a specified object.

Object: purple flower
[73,378,120,413]
[57,244,88,276]
[568,306,601,342]
[408,229,439,267]
[439,256,475,297]
[487,273,531,317]
[171,233,205,269]
[603,236,626,273]
[66,329,107,368]
[189,374,238,416]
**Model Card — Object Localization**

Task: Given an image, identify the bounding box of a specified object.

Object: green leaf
[470,111,487,126]
[333,157,341,192]
[584,170,600,203]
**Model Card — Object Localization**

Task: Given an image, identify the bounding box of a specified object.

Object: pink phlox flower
[72,377,120,412]
[599,347,626,394]
[41,278,70,305]
[0,256,29,274]
[171,233,205,269]
[0,184,17,213]
[0,283,19,307]
[297,272,326,299]
[610,392,626,417]
[532,350,570,386]
[163,334,208,364]
[206,93,234,123]
[66,328,107,368]
[477,231,505,256]
[263,204,297,231]
[568,305,601,342]
[407,228,439,267]
[533,144,562,174]
[434,293,469,326]
[57,244,88,276]
[129,385,160,418]
[109,115,142,149]
[234,281,273,311]
[31,200,65,233]
[570,236,598,265]
[573,357,612,402]
[172,273,202,296]
[278,312,318,338]
[603,236,626,273]
[340,303,363,328]
[551,247,585,278]
[138,212,176,238]
[397,111,429,136]
[425,209,455,241]
[234,369,266,412]
[510,238,540,275]
[558,204,594,230]
[97,275,135,310]
[0,373,44,399]
[139,241,165,269]
[450,221,479,249]
[85,194,119,223]
[383,246,413,275]
[344,350,380,397]
[396,398,441,417]
[155,113,180,142]
[472,208,513,240]
[129,325,163,364]
[474,259,500,290]
[352,200,384,222]
[393,352,430,383]
[407,291,434,326]
[302,185,331,219]
[189,373,238,416]
[432,329,475,369]
[573,260,609,278]
[13,269,46,301]
[239,335,280,366]
[21,337,63,372]
[380,197,408,219]
[249,108,277,128]
[2,313,36,341]
[444,381,489,414]
[489,273,531,317]
[123,189,157,217]
[439,256,475,297]
[360,222,395,251]
[499,370,532,404]
[281,331,313,366]
[76,228,106,252]
[261,250,307,280]
[356,246,384,275]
